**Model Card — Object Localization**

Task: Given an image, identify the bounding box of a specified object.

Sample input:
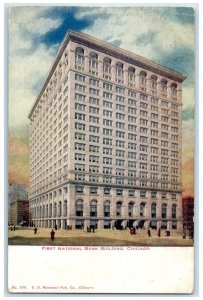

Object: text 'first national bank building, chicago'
[28,30,186,230]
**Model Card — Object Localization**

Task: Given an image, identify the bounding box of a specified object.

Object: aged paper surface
[7,3,195,295]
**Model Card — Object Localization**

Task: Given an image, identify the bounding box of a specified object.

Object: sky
[8,6,195,195]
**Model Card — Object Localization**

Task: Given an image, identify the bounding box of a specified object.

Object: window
[128,152,136,159]
[89,125,99,133]
[75,143,85,150]
[116,122,125,129]
[103,100,112,108]
[151,203,157,218]
[75,84,85,92]
[116,140,125,147]
[128,90,136,97]
[89,155,99,163]
[89,78,99,86]
[116,159,125,166]
[116,95,125,103]
[103,128,113,136]
[75,199,83,216]
[140,190,146,198]
[75,113,85,121]
[103,157,112,164]
[128,133,136,140]
[89,145,99,153]
[103,119,112,126]
[75,73,85,82]
[90,88,99,96]
[128,124,136,132]
[75,103,86,111]
[75,153,85,161]
[75,48,84,65]
[90,200,97,216]
[75,164,85,171]
[103,167,112,174]
[116,104,125,111]
[75,186,84,193]
[75,93,86,102]
[90,187,98,194]
[104,200,110,217]
[103,110,113,117]
[89,106,99,114]
[75,132,86,140]
[103,138,112,145]
[75,123,85,130]
[103,57,111,73]
[89,52,98,69]
[89,97,99,105]
[128,98,136,106]
[128,161,136,168]
[116,63,124,78]
[89,116,99,123]
[116,168,125,176]
[162,204,167,218]
[103,147,112,155]
[103,92,112,99]
[89,135,99,143]
[103,82,113,90]
[128,143,136,149]
[116,149,125,157]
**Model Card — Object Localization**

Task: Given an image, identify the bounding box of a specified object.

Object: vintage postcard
[7,4,195,294]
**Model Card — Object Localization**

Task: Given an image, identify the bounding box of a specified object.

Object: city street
[8,227,193,246]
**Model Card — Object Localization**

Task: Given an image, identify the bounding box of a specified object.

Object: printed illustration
[8,6,194,247]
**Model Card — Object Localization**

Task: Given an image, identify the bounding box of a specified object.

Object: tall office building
[29,30,185,230]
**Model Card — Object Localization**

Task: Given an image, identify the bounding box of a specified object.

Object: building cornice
[28,29,186,119]
[69,30,186,83]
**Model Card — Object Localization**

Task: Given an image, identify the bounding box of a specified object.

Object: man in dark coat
[34,227,37,234]
[50,229,55,241]
[158,228,161,237]
[147,228,151,237]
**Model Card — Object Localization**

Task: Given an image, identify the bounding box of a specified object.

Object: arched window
[162,203,167,218]
[75,199,83,216]
[104,200,110,217]
[89,52,98,69]
[116,201,122,216]
[75,47,84,65]
[151,75,157,90]
[161,79,168,94]
[103,57,111,73]
[140,202,146,217]
[140,71,147,85]
[63,200,67,217]
[128,67,135,81]
[172,204,177,218]
[151,203,157,218]
[90,200,97,217]
[49,203,52,218]
[116,62,123,77]
[57,201,62,217]
[128,202,134,216]
[171,83,177,97]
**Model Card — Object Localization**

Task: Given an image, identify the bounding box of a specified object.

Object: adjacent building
[182,196,194,231]
[10,200,29,226]
[8,184,29,225]
[28,30,186,230]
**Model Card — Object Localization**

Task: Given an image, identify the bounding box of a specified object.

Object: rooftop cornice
[28,29,186,119]
[69,30,186,83]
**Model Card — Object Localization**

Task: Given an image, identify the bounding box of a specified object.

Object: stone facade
[28,30,186,230]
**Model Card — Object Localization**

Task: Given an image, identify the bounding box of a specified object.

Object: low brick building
[10,200,29,225]
[182,196,194,231]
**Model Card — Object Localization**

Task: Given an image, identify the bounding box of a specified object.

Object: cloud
[9,7,62,132]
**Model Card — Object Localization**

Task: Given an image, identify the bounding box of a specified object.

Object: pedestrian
[50,229,55,241]
[182,230,186,239]
[13,225,16,231]
[55,224,57,230]
[158,228,161,237]
[147,228,151,237]
[34,227,37,234]
[10,225,13,231]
